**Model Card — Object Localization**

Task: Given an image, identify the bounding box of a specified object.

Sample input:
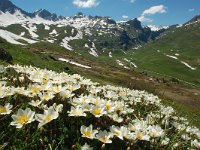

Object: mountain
[0,0,34,17]
[34,9,64,21]
[184,15,200,25]
[0,0,169,54]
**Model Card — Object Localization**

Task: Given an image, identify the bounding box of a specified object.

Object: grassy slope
[127,23,200,87]
[0,25,200,128]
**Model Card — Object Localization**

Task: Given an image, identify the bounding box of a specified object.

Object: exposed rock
[0,48,13,63]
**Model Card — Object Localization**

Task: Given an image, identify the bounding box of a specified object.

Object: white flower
[148,125,164,138]
[60,90,74,99]
[96,130,113,143]
[108,113,123,123]
[191,139,200,149]
[81,143,93,150]
[80,125,98,139]
[52,103,63,113]
[90,106,106,118]
[133,130,150,141]
[28,100,42,107]
[89,86,101,95]
[104,100,115,112]
[67,84,80,92]
[38,92,55,101]
[68,106,86,117]
[161,137,170,146]
[10,108,35,128]
[110,125,128,140]
[0,103,13,115]
[35,107,59,128]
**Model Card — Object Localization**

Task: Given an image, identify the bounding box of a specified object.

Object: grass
[125,23,200,87]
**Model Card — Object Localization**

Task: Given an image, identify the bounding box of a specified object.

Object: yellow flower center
[95,99,100,105]
[84,130,92,137]
[47,114,53,122]
[31,87,39,94]
[43,79,48,84]
[44,94,50,100]
[114,130,121,136]
[43,74,49,79]
[100,136,108,143]
[106,104,111,110]
[91,89,96,94]
[137,133,143,140]
[94,108,101,115]
[18,115,29,124]
[129,125,136,131]
[70,86,75,91]
[0,107,7,113]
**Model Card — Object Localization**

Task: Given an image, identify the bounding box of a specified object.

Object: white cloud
[130,0,136,3]
[122,15,129,19]
[189,8,195,12]
[138,5,167,22]
[142,5,167,15]
[138,15,153,22]
[73,0,100,8]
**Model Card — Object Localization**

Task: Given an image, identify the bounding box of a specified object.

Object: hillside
[129,20,200,86]
[0,0,200,128]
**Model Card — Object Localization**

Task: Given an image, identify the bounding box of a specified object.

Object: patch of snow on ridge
[109,52,112,58]
[181,61,196,70]
[166,55,178,60]
[116,60,124,66]
[89,42,98,57]
[147,25,169,31]
[22,24,39,39]
[58,58,91,69]
[20,32,25,36]
[0,29,37,45]
[49,29,58,36]
[124,58,137,68]
[60,30,83,51]
[44,25,50,30]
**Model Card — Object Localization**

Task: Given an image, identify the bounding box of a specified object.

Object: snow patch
[20,32,25,36]
[109,52,112,58]
[58,58,91,69]
[124,58,137,68]
[0,29,37,45]
[60,30,83,51]
[181,61,196,70]
[49,29,58,36]
[166,55,178,60]
[147,25,169,31]
[44,25,50,30]
[22,24,39,39]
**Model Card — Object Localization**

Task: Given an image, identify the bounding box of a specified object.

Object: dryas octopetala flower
[90,105,106,118]
[133,130,150,141]
[38,92,55,101]
[148,125,164,138]
[28,100,42,107]
[110,125,128,140]
[35,107,59,128]
[60,90,74,99]
[0,103,13,115]
[191,139,200,149]
[96,130,113,143]
[68,106,86,117]
[10,108,35,128]
[81,143,93,150]
[80,124,98,139]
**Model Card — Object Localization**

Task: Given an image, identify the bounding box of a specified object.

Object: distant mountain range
[0,0,199,56]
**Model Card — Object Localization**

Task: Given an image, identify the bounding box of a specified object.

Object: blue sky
[11,0,200,26]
